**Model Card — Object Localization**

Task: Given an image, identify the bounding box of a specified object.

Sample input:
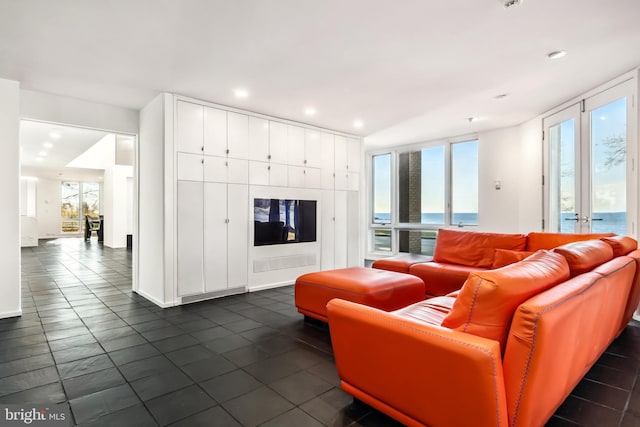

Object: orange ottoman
[295,267,425,322]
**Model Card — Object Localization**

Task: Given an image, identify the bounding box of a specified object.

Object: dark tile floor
[1,238,638,426]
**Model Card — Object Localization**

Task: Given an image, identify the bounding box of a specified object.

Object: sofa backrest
[433,229,527,268]
[553,239,614,277]
[502,255,636,427]
[525,232,614,251]
[441,250,570,351]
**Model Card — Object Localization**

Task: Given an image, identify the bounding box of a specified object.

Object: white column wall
[103,165,133,248]
[0,78,21,318]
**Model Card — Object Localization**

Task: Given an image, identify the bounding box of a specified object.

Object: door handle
[564,213,579,221]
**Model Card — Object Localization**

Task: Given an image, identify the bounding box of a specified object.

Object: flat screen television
[254,198,317,246]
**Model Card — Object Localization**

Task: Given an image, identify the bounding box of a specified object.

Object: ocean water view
[373,212,478,225]
[373,212,627,254]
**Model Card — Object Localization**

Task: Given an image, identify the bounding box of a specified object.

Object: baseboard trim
[133,289,175,308]
[0,309,23,320]
[248,281,294,293]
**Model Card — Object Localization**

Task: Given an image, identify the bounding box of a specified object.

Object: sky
[373,140,478,215]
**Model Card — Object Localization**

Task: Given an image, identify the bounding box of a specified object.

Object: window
[61,181,101,234]
[369,139,478,256]
[451,140,479,226]
[372,153,391,224]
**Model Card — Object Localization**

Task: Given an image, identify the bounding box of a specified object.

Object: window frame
[367,135,478,258]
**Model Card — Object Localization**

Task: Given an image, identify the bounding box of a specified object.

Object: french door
[544,80,636,236]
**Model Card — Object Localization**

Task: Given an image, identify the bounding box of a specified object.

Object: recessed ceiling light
[38,151,47,156]
[304,107,317,116]
[353,120,364,129]
[547,50,567,60]
[36,157,44,162]
[234,88,249,98]
[43,142,53,148]
[494,93,509,99]
[49,131,61,139]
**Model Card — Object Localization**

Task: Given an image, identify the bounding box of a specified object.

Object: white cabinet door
[321,190,335,271]
[269,163,288,187]
[177,153,204,182]
[177,181,204,296]
[269,121,288,164]
[347,137,361,172]
[227,184,248,289]
[203,156,227,183]
[334,190,348,269]
[320,132,335,189]
[249,161,270,186]
[249,116,269,162]
[335,171,348,191]
[288,166,306,188]
[287,125,305,166]
[227,158,249,184]
[305,167,322,189]
[334,135,348,172]
[204,183,228,293]
[347,171,360,191]
[204,106,227,157]
[347,190,360,266]
[176,101,203,154]
[227,112,249,159]
[305,129,322,168]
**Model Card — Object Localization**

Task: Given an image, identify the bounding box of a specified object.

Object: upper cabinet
[203,106,227,157]
[227,112,249,159]
[248,116,269,162]
[176,101,204,154]
[176,97,361,187]
[269,121,288,164]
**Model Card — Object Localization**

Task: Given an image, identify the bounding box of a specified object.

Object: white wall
[20,89,138,135]
[477,126,524,232]
[35,177,62,238]
[0,78,21,318]
[137,93,171,306]
[518,117,544,233]
[103,165,133,248]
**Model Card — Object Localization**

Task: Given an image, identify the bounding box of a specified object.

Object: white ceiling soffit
[2,1,640,147]
[20,120,109,181]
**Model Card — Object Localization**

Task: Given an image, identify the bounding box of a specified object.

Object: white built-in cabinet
[176,100,249,297]
[173,96,361,301]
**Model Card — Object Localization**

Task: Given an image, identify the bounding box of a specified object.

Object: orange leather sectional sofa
[372,229,615,296]
[328,235,640,427]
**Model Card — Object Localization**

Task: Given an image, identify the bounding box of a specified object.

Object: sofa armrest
[327,298,508,427]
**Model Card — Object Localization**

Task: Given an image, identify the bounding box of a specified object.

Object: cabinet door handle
[304,159,307,164]
[225,219,229,224]
[225,161,228,166]
[201,146,204,151]
[201,159,204,164]
[268,165,271,171]
[268,154,271,160]
[226,149,230,154]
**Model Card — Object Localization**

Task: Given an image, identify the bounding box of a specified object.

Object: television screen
[254,198,317,246]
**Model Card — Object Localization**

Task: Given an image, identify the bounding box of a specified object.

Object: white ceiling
[20,120,108,181]
[2,0,640,148]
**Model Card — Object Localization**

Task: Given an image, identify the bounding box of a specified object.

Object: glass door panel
[544,105,580,233]
[588,97,627,234]
[61,181,80,233]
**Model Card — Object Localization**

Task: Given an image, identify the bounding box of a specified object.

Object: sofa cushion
[553,240,614,277]
[432,229,527,268]
[441,250,570,350]
[492,249,534,268]
[600,235,638,257]
[393,296,456,326]
[526,232,615,251]
[409,262,485,297]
